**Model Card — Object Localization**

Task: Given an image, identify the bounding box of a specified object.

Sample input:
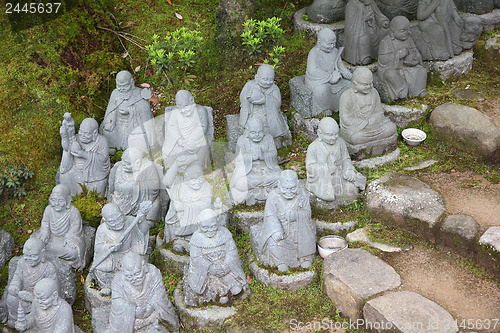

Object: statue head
[184,163,205,190]
[390,16,411,41]
[278,170,299,200]
[101,203,125,231]
[122,251,146,289]
[317,117,339,145]
[34,278,59,310]
[78,118,99,144]
[49,184,71,212]
[116,71,134,98]
[175,90,196,117]
[23,237,46,267]
[352,67,373,95]
[246,116,265,143]
[255,64,275,89]
[62,112,75,135]
[197,208,219,238]
[317,28,337,53]
[122,147,144,173]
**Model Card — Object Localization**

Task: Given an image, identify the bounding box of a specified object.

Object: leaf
[168,279,175,285]
[121,52,129,58]
[80,275,85,286]
[166,0,172,4]
[139,83,150,88]
[175,12,183,20]
[134,66,141,73]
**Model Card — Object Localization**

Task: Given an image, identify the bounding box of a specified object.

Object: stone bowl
[402,128,426,146]
[317,235,348,258]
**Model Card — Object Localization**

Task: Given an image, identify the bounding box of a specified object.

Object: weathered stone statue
[58,117,110,197]
[339,67,397,158]
[91,201,152,295]
[230,117,281,205]
[164,156,212,253]
[162,90,212,170]
[378,16,428,101]
[56,113,76,185]
[108,148,162,222]
[306,0,347,23]
[343,0,389,65]
[15,278,75,333]
[250,170,316,272]
[306,118,367,206]
[305,28,352,116]
[101,70,153,151]
[4,238,59,328]
[106,252,179,333]
[239,64,291,148]
[184,209,248,306]
[34,184,86,270]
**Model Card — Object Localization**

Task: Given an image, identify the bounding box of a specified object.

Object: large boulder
[430,103,500,162]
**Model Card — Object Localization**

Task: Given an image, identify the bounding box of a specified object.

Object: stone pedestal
[0,227,14,270]
[345,133,398,160]
[229,210,264,233]
[156,234,189,274]
[84,273,111,313]
[293,7,346,37]
[289,76,314,119]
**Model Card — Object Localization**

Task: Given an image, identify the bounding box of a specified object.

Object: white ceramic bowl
[402,128,427,146]
[317,235,348,258]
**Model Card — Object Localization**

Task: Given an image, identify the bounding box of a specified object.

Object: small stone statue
[58,117,110,197]
[306,118,367,206]
[184,209,248,306]
[239,64,291,148]
[305,28,352,116]
[34,184,86,270]
[106,252,179,333]
[4,238,59,328]
[339,67,397,157]
[15,278,75,333]
[306,0,347,23]
[378,16,428,101]
[343,0,389,65]
[250,170,316,272]
[101,70,153,151]
[56,113,76,185]
[108,147,162,222]
[90,201,152,295]
[230,116,281,205]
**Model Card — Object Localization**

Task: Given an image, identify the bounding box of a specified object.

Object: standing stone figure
[378,16,428,101]
[15,278,75,333]
[184,209,248,306]
[343,0,389,65]
[305,28,352,116]
[101,70,153,151]
[239,64,291,148]
[306,118,367,206]
[250,170,316,272]
[56,113,76,185]
[230,116,281,205]
[105,252,179,333]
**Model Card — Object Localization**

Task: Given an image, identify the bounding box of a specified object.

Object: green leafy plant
[240,17,285,62]
[0,161,34,199]
[71,184,107,228]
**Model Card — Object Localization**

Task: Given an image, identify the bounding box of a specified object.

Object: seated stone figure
[91,201,152,296]
[306,118,367,206]
[184,209,248,307]
[108,147,162,222]
[230,117,281,205]
[105,252,179,333]
[378,16,427,101]
[34,184,86,270]
[343,0,389,65]
[58,117,110,197]
[101,70,153,151]
[250,170,316,272]
[239,64,291,148]
[305,28,352,116]
[3,238,59,328]
[15,278,75,333]
[339,67,397,158]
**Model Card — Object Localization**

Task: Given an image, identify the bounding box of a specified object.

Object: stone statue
[306,118,367,206]
[230,116,281,205]
[343,0,389,65]
[162,90,212,170]
[250,170,316,272]
[374,0,418,20]
[56,113,76,185]
[4,238,59,328]
[34,184,86,270]
[339,67,397,157]
[163,156,212,253]
[378,16,428,101]
[101,70,153,151]
[58,117,110,197]
[305,28,352,116]
[239,64,291,148]
[90,201,152,295]
[306,0,347,23]
[15,278,75,333]
[108,147,162,222]
[184,209,248,306]
[105,252,179,333]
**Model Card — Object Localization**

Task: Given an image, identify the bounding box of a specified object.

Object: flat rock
[404,159,438,171]
[316,220,357,233]
[479,226,500,252]
[346,227,404,252]
[382,104,427,129]
[429,51,473,81]
[451,89,485,101]
[323,248,401,320]
[441,214,480,241]
[430,103,500,162]
[291,112,320,142]
[353,148,400,169]
[363,291,458,333]
[0,228,14,269]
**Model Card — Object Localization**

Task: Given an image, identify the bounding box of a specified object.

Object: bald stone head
[197,208,219,238]
[122,251,146,288]
[101,203,125,231]
[122,147,144,173]
[116,70,134,85]
[247,116,265,143]
[352,67,373,94]
[79,118,99,144]
[317,28,337,53]
[317,117,339,145]
[390,16,411,41]
[50,184,71,211]
[34,278,59,310]
[256,64,275,89]
[185,163,205,190]
[278,170,299,200]
[23,237,46,267]
[175,90,195,108]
